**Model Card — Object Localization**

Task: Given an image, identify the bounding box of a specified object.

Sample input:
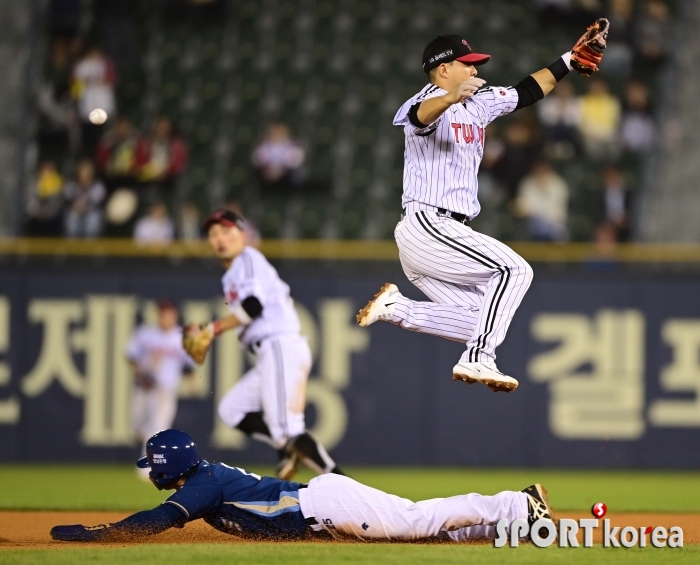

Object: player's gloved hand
[182,323,215,365]
[51,523,111,542]
[571,18,609,77]
[445,77,487,104]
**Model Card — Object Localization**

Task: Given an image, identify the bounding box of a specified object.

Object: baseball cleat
[452,361,518,392]
[356,283,401,327]
[522,484,558,535]
[276,450,300,481]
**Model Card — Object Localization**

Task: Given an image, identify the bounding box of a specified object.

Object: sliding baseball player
[51,429,556,543]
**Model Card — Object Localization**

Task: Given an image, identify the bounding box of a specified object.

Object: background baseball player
[126,299,195,479]
[182,209,343,480]
[50,429,556,543]
[357,21,609,393]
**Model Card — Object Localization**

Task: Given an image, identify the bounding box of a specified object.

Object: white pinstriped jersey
[222,246,300,346]
[394,83,519,218]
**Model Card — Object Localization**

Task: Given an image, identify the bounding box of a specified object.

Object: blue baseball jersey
[163,461,308,539]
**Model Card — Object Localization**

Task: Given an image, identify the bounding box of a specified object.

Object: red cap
[202,209,246,232]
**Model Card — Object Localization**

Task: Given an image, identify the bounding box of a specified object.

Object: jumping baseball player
[182,209,342,480]
[127,299,195,478]
[51,429,556,543]
[357,21,609,393]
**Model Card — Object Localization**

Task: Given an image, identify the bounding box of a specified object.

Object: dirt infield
[1,511,698,548]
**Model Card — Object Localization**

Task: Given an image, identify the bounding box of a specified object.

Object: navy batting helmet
[136,429,201,490]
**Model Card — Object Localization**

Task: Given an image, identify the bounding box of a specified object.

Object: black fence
[1,259,699,468]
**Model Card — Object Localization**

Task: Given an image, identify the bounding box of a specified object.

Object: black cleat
[522,484,557,537]
[276,449,300,481]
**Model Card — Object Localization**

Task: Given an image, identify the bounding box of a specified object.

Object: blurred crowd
[28,0,303,244]
[477,0,670,244]
[27,0,670,244]
[28,27,192,242]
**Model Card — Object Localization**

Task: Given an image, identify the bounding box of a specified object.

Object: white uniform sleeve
[393,86,447,133]
[468,86,519,127]
[223,252,265,325]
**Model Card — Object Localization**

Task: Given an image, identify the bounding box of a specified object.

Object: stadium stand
[36,0,673,242]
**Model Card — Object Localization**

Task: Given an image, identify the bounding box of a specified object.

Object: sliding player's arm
[50,505,186,542]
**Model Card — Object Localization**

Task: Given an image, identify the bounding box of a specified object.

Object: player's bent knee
[217,399,246,429]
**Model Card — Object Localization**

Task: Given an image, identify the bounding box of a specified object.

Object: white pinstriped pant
[393,205,533,363]
[217,334,311,447]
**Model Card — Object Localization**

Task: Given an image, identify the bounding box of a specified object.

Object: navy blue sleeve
[51,505,186,542]
[164,469,222,519]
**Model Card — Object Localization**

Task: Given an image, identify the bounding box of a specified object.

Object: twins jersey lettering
[393,84,518,217]
[387,81,533,366]
[126,326,195,391]
[222,246,300,345]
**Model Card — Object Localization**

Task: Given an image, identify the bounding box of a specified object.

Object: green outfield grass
[1,543,699,565]
[1,465,698,564]
[1,464,699,512]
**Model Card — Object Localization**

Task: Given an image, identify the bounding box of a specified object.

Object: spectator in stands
[493,120,539,199]
[577,78,621,159]
[71,45,118,155]
[620,80,656,155]
[26,161,65,237]
[177,202,201,242]
[515,161,569,242]
[252,121,305,190]
[38,38,79,163]
[635,0,671,65]
[95,116,140,189]
[134,201,175,244]
[603,0,634,75]
[135,117,188,201]
[64,158,107,238]
[599,167,632,241]
[536,80,580,159]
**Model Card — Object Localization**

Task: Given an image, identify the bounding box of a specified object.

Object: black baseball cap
[422,35,491,73]
[202,208,246,231]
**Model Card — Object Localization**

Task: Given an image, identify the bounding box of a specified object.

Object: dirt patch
[0,511,698,548]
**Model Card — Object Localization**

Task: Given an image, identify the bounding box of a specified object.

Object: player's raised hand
[445,77,486,104]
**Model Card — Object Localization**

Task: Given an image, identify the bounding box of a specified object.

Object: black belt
[402,207,471,226]
[436,208,471,226]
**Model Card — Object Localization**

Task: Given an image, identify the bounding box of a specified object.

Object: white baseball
[88,108,108,125]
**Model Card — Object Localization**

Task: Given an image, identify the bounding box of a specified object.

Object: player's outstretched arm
[183,296,264,364]
[515,18,609,108]
[416,76,486,125]
[51,504,186,542]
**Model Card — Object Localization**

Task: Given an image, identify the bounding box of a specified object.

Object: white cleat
[356,283,401,327]
[452,361,519,393]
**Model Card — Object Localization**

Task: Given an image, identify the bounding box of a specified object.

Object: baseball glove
[571,18,610,77]
[182,323,215,364]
